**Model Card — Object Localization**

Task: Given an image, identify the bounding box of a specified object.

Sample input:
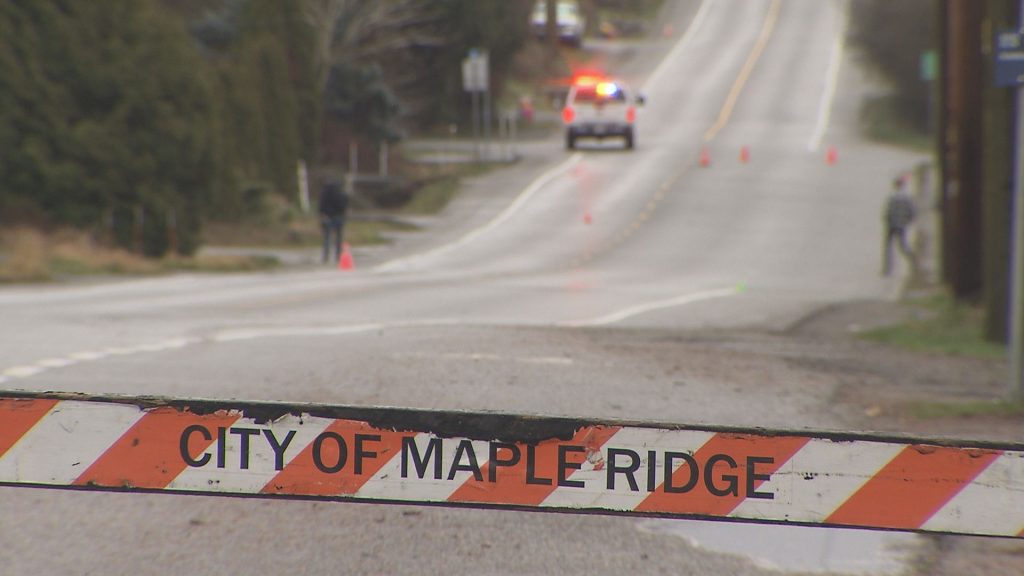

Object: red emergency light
[571,70,607,87]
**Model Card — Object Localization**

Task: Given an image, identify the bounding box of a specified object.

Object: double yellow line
[703,0,783,142]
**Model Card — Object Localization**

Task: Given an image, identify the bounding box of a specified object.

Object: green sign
[920,50,938,81]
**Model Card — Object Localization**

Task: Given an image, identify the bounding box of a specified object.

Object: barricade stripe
[635,434,810,516]
[262,419,408,496]
[0,398,58,457]
[448,426,620,506]
[75,407,239,489]
[730,438,904,523]
[170,413,335,494]
[353,435,494,502]
[541,428,716,511]
[0,401,144,485]
[921,452,1024,535]
[825,445,1002,530]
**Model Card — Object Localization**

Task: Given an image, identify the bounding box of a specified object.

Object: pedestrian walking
[319,179,348,264]
[882,176,916,276]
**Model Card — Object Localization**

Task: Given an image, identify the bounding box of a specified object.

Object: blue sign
[996,30,1024,87]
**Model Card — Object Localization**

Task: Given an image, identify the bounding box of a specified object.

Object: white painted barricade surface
[0,392,1022,539]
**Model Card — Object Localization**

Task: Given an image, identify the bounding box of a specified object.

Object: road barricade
[1,391,1021,539]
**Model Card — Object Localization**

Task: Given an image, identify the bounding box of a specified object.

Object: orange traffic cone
[826,146,838,166]
[699,147,711,168]
[739,146,750,163]
[338,242,355,271]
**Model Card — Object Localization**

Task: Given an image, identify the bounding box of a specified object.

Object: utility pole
[942,0,985,299]
[1011,0,1024,398]
[546,0,558,49]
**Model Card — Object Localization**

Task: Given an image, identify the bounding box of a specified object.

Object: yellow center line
[703,0,783,143]
[571,0,784,270]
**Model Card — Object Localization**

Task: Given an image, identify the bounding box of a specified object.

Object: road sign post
[995,23,1024,399]
[920,50,938,135]
[462,49,490,161]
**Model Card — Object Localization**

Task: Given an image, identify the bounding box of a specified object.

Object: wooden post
[134,205,145,255]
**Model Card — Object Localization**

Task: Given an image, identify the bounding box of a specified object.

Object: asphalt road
[1,1,933,574]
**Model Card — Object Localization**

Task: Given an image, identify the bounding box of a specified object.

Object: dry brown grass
[0,227,277,283]
[48,230,160,275]
[0,227,51,282]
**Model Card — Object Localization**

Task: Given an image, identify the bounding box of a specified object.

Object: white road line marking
[394,352,574,366]
[1,287,730,380]
[642,0,711,93]
[808,0,848,152]
[36,358,76,369]
[374,153,583,273]
[520,356,574,366]
[3,365,45,379]
[212,323,386,342]
[704,0,782,143]
[102,346,137,356]
[69,351,107,361]
[559,287,739,327]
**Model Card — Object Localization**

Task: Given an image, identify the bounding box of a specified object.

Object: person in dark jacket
[319,180,349,264]
[882,176,916,276]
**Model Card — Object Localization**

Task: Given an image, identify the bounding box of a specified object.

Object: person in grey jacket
[319,180,349,264]
[882,176,916,276]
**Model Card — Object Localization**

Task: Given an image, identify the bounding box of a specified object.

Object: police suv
[562,77,644,150]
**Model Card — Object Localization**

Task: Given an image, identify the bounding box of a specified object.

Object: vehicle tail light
[626,106,636,123]
[562,106,575,124]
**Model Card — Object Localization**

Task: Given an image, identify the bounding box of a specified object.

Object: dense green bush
[0,1,212,255]
[0,0,535,255]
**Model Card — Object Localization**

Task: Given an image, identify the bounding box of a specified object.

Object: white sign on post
[461,50,489,93]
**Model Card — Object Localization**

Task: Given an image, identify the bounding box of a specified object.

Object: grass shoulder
[399,161,500,215]
[902,399,1024,420]
[0,227,280,283]
[859,291,1005,359]
[858,291,1020,422]
[861,95,934,153]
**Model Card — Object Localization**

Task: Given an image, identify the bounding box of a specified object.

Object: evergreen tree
[0,0,214,255]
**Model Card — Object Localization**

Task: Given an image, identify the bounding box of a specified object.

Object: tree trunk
[546,0,558,48]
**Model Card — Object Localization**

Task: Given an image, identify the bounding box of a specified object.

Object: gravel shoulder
[747,299,1024,575]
